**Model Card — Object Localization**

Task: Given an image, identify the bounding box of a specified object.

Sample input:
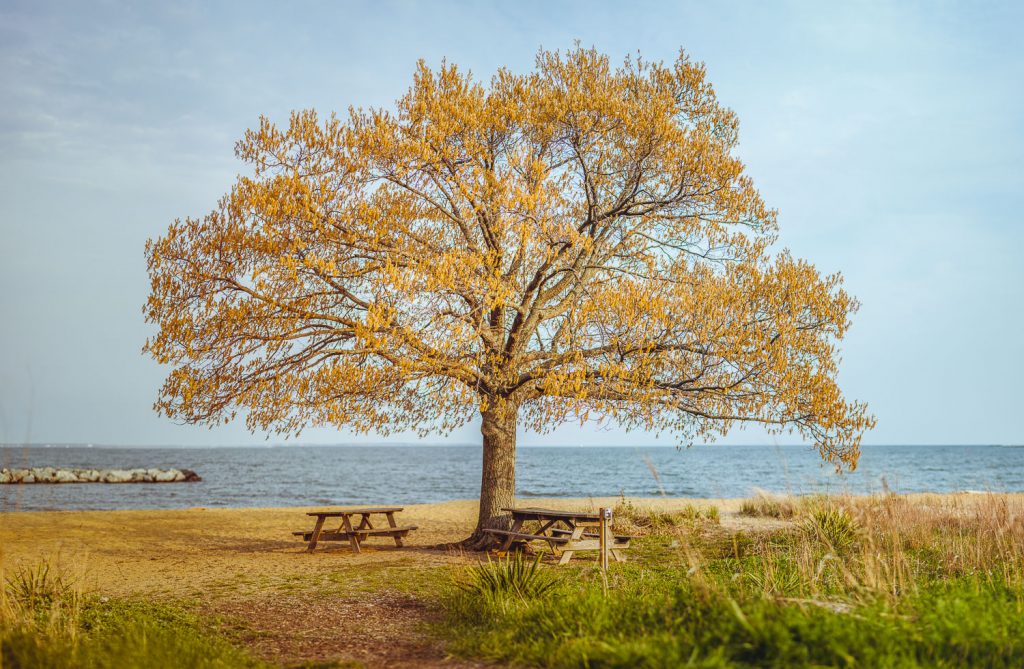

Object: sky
[0,0,1021,447]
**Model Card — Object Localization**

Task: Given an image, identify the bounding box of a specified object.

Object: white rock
[104,470,132,483]
[36,467,58,482]
[0,466,199,484]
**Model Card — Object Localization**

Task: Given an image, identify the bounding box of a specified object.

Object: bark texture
[464,406,518,548]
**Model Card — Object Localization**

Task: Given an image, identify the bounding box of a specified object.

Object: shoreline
[2,489,1020,515]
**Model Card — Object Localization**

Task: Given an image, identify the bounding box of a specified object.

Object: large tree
[145,47,873,545]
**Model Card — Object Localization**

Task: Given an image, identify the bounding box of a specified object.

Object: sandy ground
[0,493,753,663]
[1,493,1011,666]
[0,497,749,666]
[0,497,753,598]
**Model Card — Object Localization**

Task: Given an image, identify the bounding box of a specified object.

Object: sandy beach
[0,498,745,595]
[0,497,764,665]
[3,493,1021,667]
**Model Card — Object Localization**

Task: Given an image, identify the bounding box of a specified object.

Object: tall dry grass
[612,496,720,536]
[445,494,1024,667]
[733,493,1024,604]
[0,553,264,668]
[0,555,84,640]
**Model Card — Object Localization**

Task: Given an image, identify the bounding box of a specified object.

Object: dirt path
[211,591,487,668]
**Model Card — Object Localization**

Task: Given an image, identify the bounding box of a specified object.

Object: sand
[1,494,1005,595]
[0,497,755,597]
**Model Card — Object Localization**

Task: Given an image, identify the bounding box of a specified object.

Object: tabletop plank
[306,507,404,517]
[501,506,601,521]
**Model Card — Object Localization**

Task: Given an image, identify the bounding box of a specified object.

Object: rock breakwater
[0,467,201,484]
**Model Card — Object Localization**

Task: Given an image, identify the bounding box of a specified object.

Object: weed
[458,552,559,601]
[443,494,1024,668]
[803,504,859,552]
[1,558,83,642]
[4,559,78,610]
[1,558,264,668]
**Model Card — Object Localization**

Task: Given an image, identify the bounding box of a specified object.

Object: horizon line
[0,442,1018,449]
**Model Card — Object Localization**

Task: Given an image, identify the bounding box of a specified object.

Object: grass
[801,501,859,552]
[457,552,560,602]
[738,492,798,519]
[1,559,265,668]
[443,493,1024,668]
[614,496,721,535]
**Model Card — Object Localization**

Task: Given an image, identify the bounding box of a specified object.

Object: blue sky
[0,0,1021,446]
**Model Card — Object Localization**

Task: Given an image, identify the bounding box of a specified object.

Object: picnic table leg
[532,520,560,558]
[611,549,626,562]
[557,522,586,564]
[536,519,557,536]
[498,518,525,552]
[306,516,326,552]
[385,511,404,547]
[544,519,569,561]
[341,514,361,553]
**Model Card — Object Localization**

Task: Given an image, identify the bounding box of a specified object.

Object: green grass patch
[444,565,1024,668]
[2,560,264,668]
[457,552,560,602]
[442,495,1024,667]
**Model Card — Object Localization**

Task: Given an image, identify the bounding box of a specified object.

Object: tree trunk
[463,404,518,549]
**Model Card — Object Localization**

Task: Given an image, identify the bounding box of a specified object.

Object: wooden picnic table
[294,507,417,553]
[483,506,630,564]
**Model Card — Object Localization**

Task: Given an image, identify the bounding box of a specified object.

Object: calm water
[1,444,1021,512]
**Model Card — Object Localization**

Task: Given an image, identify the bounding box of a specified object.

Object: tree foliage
[145,47,873,467]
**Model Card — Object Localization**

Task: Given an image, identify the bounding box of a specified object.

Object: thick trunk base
[463,404,518,550]
[459,529,506,552]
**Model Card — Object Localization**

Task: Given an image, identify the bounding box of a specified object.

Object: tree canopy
[145,47,873,536]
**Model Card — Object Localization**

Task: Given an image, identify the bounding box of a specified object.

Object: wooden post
[599,507,610,571]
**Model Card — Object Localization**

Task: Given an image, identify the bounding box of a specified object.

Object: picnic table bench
[483,506,631,564]
[294,507,417,553]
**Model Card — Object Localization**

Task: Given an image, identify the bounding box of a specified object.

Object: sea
[1,444,1022,512]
